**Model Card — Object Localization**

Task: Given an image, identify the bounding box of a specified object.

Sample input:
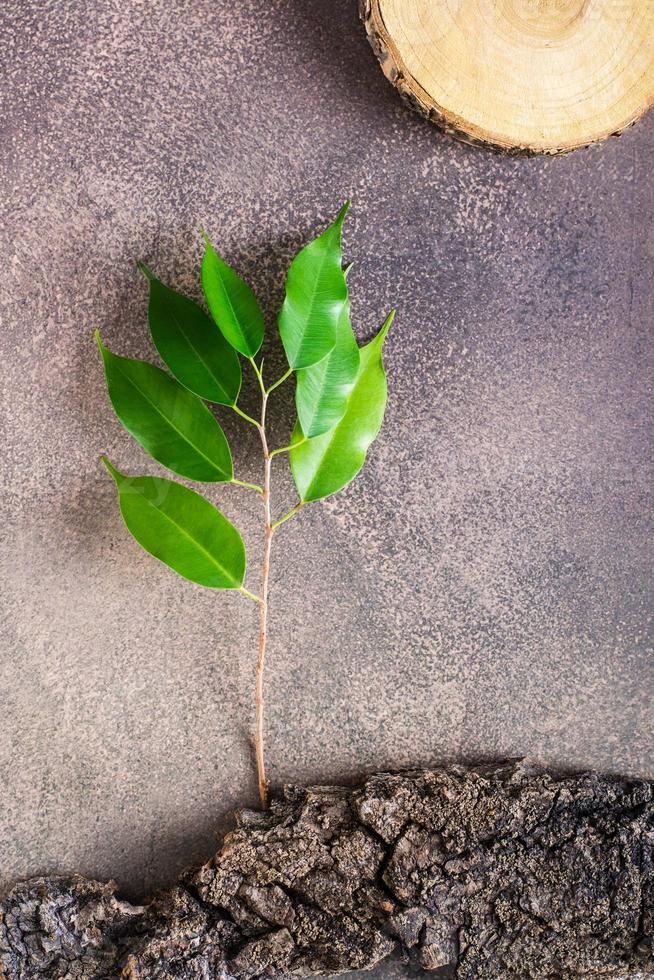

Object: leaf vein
[133,489,239,586]
[168,304,233,402]
[117,364,229,478]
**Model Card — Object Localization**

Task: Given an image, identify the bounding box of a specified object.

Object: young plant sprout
[97,202,394,808]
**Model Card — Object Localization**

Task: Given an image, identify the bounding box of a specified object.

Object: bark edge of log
[359,0,654,155]
[2,760,653,978]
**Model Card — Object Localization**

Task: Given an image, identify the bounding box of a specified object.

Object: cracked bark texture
[2,762,653,979]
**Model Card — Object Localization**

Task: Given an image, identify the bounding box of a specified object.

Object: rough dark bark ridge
[2,762,653,979]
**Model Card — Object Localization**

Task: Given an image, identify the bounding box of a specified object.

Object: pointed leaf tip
[337,200,351,224]
[95,329,105,352]
[101,455,120,480]
[378,309,396,342]
[137,261,155,281]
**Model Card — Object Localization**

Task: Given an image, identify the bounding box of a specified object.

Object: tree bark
[2,761,653,978]
[360,0,654,155]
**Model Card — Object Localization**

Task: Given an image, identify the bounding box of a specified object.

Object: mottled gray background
[1,0,652,913]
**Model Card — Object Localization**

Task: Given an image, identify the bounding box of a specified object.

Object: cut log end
[361,0,654,154]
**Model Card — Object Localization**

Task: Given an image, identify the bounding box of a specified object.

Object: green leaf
[201,237,264,357]
[278,202,350,370]
[103,459,245,589]
[290,311,394,502]
[140,264,241,406]
[97,333,233,483]
[295,296,360,438]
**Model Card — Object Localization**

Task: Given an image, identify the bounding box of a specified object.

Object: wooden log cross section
[361,0,654,153]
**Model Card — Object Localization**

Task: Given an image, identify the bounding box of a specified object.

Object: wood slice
[361,0,654,154]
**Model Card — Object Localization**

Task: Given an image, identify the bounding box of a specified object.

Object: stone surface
[2,764,653,979]
[0,0,652,936]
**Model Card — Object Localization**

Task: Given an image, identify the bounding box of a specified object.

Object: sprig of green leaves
[98,202,394,590]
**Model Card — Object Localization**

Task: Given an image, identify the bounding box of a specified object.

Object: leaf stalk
[239,586,260,602]
[270,436,307,458]
[272,502,304,531]
[249,356,267,397]
[231,478,264,494]
[266,367,293,395]
[232,404,260,428]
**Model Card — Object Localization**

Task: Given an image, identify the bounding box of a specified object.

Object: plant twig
[252,364,302,807]
[255,387,272,809]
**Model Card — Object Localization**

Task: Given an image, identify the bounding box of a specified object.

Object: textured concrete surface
[0,0,652,921]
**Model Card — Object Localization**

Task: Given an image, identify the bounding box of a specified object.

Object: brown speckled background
[1,0,652,920]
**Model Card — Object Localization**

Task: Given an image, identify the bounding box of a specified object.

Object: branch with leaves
[97,202,394,809]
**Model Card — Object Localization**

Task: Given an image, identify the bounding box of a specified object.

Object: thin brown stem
[255,388,272,809]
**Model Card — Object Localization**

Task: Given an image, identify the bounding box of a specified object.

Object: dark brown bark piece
[2,762,653,978]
